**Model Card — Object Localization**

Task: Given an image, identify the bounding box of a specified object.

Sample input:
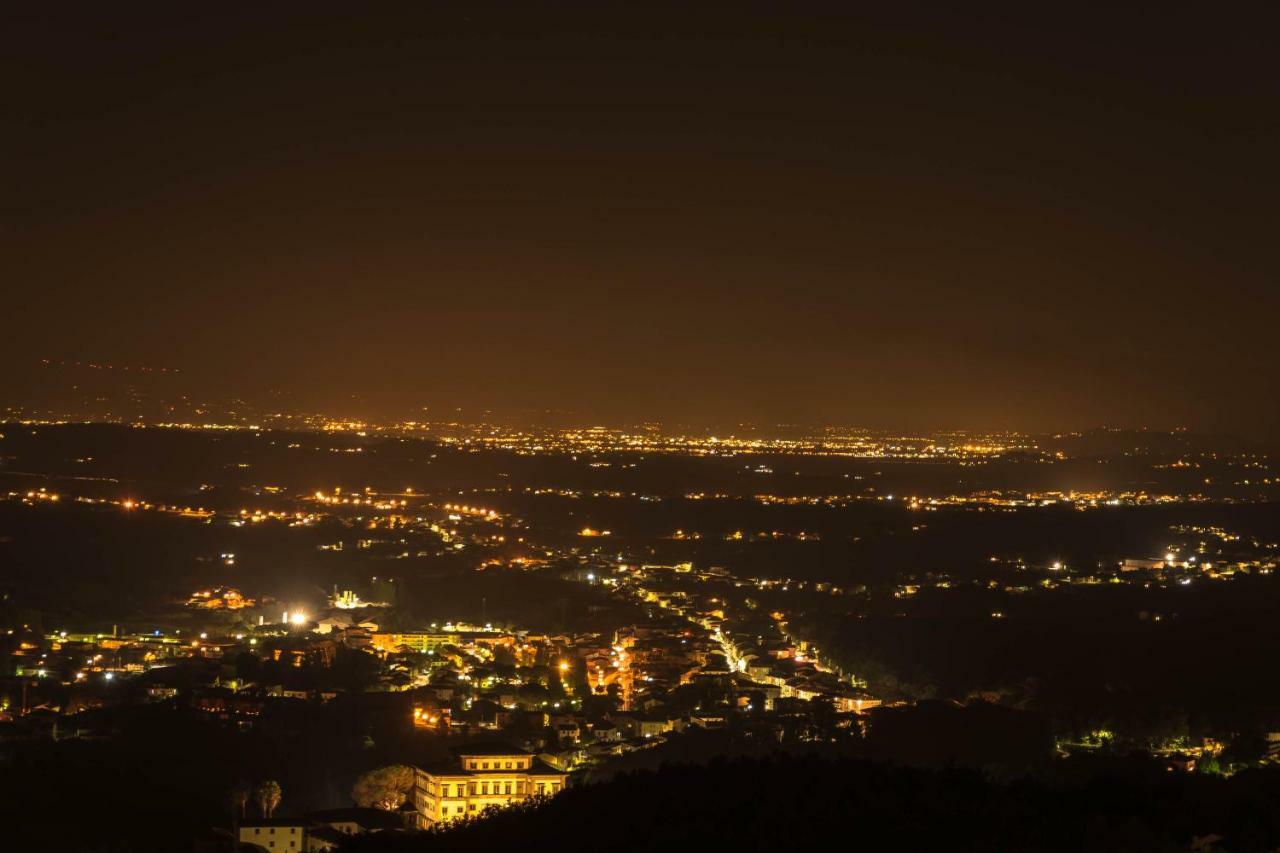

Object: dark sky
[5,3,1278,434]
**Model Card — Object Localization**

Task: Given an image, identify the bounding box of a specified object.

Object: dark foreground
[338,754,1280,853]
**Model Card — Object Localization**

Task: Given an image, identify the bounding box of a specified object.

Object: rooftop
[307,807,403,830]
[451,741,532,757]
[239,817,312,828]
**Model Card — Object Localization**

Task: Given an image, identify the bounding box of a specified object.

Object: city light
[5,6,1279,843]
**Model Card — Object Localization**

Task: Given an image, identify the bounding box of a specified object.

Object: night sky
[6,3,1278,434]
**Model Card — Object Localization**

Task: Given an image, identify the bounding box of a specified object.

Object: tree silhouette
[254,780,282,818]
[230,782,251,819]
[353,765,416,811]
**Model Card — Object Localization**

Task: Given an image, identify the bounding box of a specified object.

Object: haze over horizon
[2,359,1265,447]
[7,3,1279,437]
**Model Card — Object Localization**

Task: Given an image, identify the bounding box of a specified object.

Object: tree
[491,645,517,668]
[229,781,252,853]
[809,695,837,738]
[352,765,416,811]
[230,782,251,819]
[333,648,383,692]
[234,651,260,683]
[254,781,282,818]
[1197,753,1223,776]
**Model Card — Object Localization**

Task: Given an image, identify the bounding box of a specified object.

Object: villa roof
[450,741,531,757]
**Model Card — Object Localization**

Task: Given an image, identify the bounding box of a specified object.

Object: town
[4,421,1280,849]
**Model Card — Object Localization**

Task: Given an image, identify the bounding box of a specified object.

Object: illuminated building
[238,818,311,851]
[371,631,461,654]
[414,744,568,827]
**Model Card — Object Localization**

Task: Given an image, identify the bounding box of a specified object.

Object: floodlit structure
[414,744,568,827]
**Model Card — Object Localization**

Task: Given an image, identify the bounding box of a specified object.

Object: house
[833,690,881,714]
[612,714,673,739]
[591,722,621,742]
[306,807,404,835]
[413,743,569,828]
[238,818,310,852]
[553,720,581,743]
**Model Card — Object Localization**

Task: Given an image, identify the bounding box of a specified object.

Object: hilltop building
[413,743,568,827]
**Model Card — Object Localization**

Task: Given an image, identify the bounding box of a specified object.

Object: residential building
[238,818,310,852]
[414,743,569,827]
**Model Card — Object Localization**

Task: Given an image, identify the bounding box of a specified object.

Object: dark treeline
[3,666,1277,850]
[341,753,1280,853]
[0,699,453,852]
[794,574,1280,746]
